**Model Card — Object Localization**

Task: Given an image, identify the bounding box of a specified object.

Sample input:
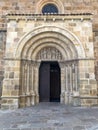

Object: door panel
[50,63,60,102]
[39,63,50,102]
[39,62,61,102]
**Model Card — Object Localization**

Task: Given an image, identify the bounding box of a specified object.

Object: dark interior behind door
[50,63,60,102]
[39,62,61,102]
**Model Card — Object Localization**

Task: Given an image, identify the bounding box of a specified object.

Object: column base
[61,91,81,106]
[19,93,37,107]
[19,95,26,108]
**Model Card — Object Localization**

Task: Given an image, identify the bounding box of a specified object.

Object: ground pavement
[0,103,98,130]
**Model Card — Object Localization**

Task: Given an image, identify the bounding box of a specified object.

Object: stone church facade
[0,0,98,109]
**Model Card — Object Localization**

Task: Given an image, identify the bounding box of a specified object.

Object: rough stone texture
[0,103,98,130]
[0,31,6,104]
[0,0,98,30]
[0,0,98,109]
[94,31,98,82]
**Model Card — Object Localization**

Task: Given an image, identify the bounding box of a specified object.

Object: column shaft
[26,63,30,94]
[70,65,72,92]
[75,65,78,91]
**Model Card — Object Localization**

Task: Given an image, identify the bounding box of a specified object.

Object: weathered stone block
[9,105,18,109]
[73,97,81,106]
[1,105,9,110]
[11,91,18,96]
[90,89,97,96]
[89,80,97,84]
[2,90,11,96]
[15,85,19,90]
[80,90,90,95]
[80,80,89,85]
[7,99,13,104]
[85,73,89,78]
[85,85,92,89]
[1,99,7,104]
[9,72,14,78]
[69,23,76,26]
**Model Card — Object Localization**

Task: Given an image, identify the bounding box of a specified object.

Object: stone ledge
[80,96,98,99]
[7,13,93,16]
[6,13,93,22]
[1,96,20,98]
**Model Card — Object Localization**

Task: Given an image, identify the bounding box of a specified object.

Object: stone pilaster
[79,59,98,106]
[1,59,21,109]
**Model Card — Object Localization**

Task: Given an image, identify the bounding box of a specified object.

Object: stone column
[31,62,36,105]
[29,61,32,94]
[34,62,40,104]
[70,65,72,92]
[21,61,25,95]
[26,61,30,106]
[73,63,80,106]
[64,65,69,104]
[19,61,26,108]
[59,63,66,104]
[24,62,27,95]
[72,64,75,91]
[75,64,78,91]
[65,65,68,92]
[69,64,73,105]
[26,62,30,94]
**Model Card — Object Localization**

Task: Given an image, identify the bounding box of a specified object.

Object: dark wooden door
[50,63,60,102]
[39,62,61,102]
[39,62,50,102]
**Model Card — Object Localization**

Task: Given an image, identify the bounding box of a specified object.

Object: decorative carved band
[36,47,63,60]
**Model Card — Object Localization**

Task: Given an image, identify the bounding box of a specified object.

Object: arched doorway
[17,27,81,107]
[39,61,61,102]
[1,26,87,109]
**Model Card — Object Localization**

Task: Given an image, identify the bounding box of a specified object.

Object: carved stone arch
[31,43,69,61]
[36,46,64,61]
[35,0,64,14]
[15,26,85,59]
[21,32,77,60]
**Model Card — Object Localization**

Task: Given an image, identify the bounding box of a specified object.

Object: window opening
[42,4,58,14]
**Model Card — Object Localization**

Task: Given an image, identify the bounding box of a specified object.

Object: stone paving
[0,103,98,130]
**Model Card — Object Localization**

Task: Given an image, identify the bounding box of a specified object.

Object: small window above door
[42,4,58,14]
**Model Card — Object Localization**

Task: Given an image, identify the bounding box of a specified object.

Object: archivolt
[21,33,76,60]
[15,26,85,60]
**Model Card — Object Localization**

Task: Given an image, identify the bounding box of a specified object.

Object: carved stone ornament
[36,47,63,61]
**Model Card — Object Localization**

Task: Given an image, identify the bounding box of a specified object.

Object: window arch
[42,4,58,14]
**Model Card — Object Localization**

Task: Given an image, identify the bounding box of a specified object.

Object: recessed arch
[31,43,67,61]
[15,26,85,60]
[21,34,77,60]
[21,32,74,59]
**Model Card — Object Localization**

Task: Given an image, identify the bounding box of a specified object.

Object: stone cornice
[6,13,93,22]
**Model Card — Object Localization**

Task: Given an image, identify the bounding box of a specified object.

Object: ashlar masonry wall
[0,0,98,108]
[1,14,98,109]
